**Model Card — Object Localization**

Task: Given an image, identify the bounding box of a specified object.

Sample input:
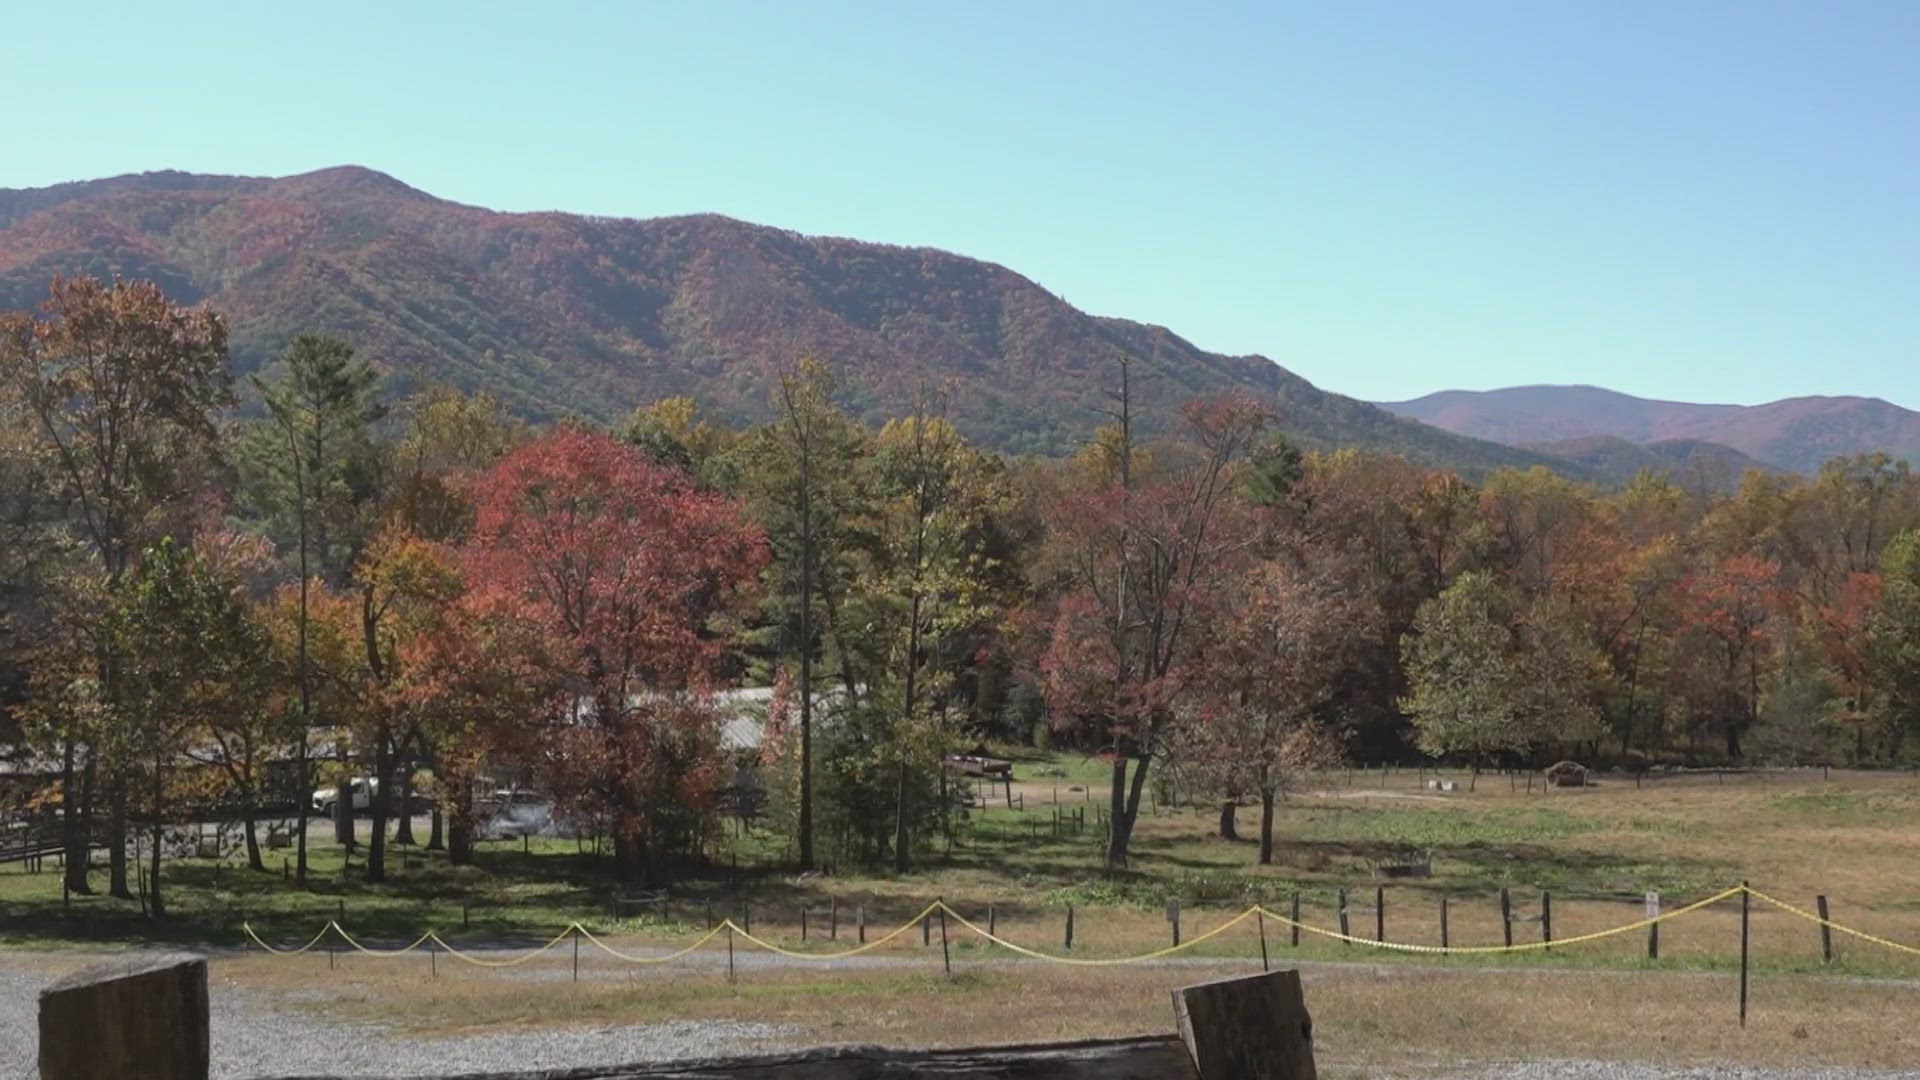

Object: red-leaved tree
[458,426,766,883]
[1039,392,1270,869]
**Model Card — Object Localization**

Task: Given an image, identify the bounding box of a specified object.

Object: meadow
[8,757,1920,1075]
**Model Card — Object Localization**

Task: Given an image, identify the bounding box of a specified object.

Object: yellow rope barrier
[241,921,333,956]
[242,884,1920,969]
[328,920,437,958]
[938,902,1259,966]
[425,925,580,968]
[1745,888,1920,959]
[724,901,944,959]
[572,921,730,964]
[1255,885,1746,955]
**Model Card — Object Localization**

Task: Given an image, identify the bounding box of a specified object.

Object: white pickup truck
[312,777,379,817]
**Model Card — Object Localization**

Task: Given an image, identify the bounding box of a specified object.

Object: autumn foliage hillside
[0,166,1563,469]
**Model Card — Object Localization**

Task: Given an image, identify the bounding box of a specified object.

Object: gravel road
[0,952,797,1079]
[1434,1065,1920,1080]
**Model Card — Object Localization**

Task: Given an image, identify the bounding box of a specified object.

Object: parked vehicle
[311,777,379,817]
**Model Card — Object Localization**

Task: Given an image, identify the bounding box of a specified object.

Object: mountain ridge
[0,166,1575,473]
[1380,385,1920,475]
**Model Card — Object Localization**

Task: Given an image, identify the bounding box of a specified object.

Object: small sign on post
[1167,900,1182,947]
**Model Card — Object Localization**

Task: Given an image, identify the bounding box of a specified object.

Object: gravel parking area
[0,952,798,1079]
[1436,1064,1920,1080]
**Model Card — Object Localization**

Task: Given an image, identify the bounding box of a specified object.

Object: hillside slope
[0,166,1566,471]
[1525,435,1775,492]
[1381,385,1920,474]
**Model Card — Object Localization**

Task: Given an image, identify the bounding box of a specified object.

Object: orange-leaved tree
[457,426,767,884]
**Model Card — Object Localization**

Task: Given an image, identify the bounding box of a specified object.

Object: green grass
[7,756,1919,982]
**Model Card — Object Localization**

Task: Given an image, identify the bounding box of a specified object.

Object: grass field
[8,757,1920,1072]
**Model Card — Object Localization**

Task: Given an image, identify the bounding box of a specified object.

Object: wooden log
[1171,969,1317,1080]
[39,952,209,1080]
[282,1037,1195,1079]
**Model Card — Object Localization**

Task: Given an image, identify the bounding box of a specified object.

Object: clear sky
[5,1,1917,407]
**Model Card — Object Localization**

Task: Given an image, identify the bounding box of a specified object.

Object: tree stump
[39,952,209,1080]
[1172,968,1317,1080]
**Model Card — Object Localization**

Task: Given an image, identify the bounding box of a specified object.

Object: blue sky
[5,1,1917,407]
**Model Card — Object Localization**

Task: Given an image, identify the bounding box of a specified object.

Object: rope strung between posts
[328,921,436,958]
[570,921,730,965]
[723,900,942,959]
[240,884,1920,966]
[940,904,1258,965]
[241,921,333,956]
[1252,886,1746,955]
[425,924,580,967]
[1744,887,1920,959]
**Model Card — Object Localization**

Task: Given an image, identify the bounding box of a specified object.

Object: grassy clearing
[8,760,1920,982]
[210,950,1920,1077]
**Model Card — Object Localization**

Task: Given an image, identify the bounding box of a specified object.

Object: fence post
[1500,888,1513,948]
[801,908,809,942]
[1337,888,1350,945]
[1290,891,1301,948]
[1375,885,1386,943]
[1257,910,1269,971]
[830,897,838,940]
[572,925,580,982]
[741,900,751,935]
[939,904,952,978]
[1170,900,1181,947]
[726,922,736,984]
[1739,881,1751,1027]
[1817,894,1833,964]
[1541,891,1553,950]
[1065,904,1075,950]
[428,936,436,979]
[1440,896,1449,953]
[988,903,997,938]
[858,904,867,944]
[1646,891,1660,960]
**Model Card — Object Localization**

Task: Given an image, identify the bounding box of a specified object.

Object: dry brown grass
[213,950,1920,1077]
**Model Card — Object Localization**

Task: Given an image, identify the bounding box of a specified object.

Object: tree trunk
[293,736,309,886]
[1105,753,1153,870]
[148,761,166,919]
[427,807,444,851]
[394,766,416,846]
[366,733,390,883]
[1258,790,1276,865]
[796,446,815,873]
[446,781,471,865]
[334,771,354,848]
[108,784,131,899]
[60,739,92,894]
[1217,800,1239,841]
[613,830,643,886]
[892,762,912,873]
[448,818,471,865]
[1104,756,1129,869]
[243,808,263,872]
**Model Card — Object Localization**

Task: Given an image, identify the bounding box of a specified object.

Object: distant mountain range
[1380,385,1920,476]
[0,166,1566,472]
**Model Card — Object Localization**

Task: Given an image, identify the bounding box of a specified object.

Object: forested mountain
[0,166,1564,469]
[1524,435,1776,493]
[1381,385,1920,475]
